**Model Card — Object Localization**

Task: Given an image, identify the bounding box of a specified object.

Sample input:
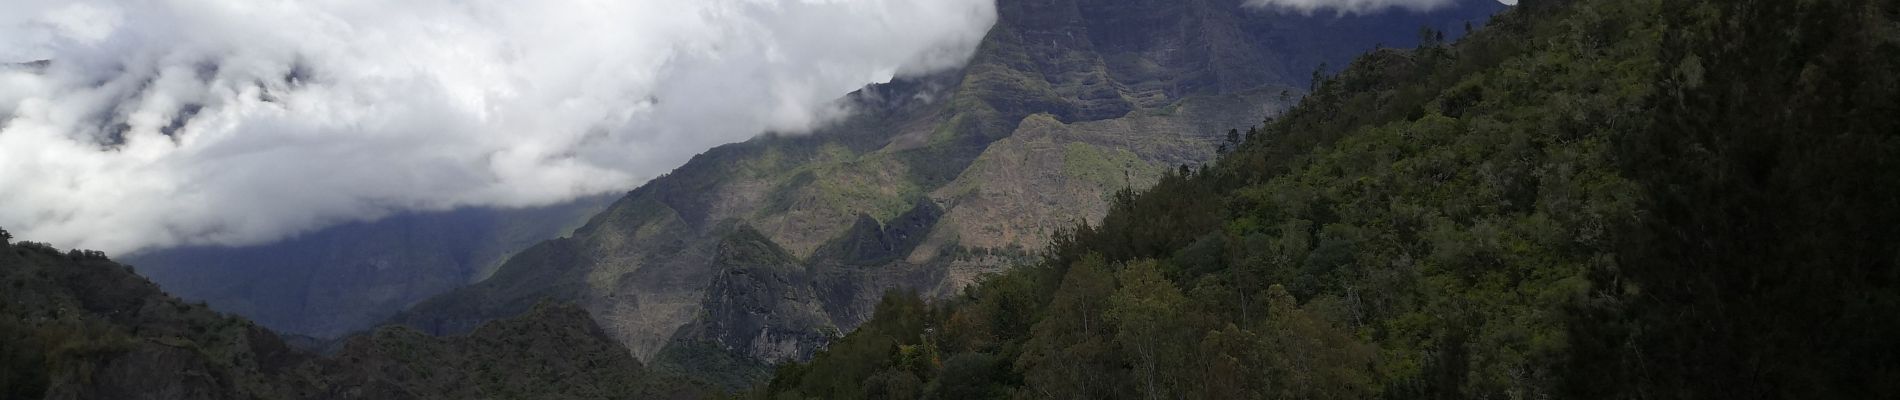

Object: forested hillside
[0,230,705,399]
[755,0,1900,398]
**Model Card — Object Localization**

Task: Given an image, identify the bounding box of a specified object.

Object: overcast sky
[0,0,996,254]
[0,0,1497,255]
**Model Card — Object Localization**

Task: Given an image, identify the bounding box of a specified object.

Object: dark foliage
[0,237,706,399]
[753,0,1900,398]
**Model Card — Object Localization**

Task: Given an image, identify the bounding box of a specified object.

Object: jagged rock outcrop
[685,227,833,363]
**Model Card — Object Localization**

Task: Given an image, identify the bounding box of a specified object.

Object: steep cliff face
[394,0,1504,378]
[690,228,832,363]
[649,227,833,388]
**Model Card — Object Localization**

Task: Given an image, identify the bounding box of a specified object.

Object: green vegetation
[1,234,261,399]
[395,0,1484,382]
[751,0,1900,399]
[0,228,708,399]
[1060,141,1150,189]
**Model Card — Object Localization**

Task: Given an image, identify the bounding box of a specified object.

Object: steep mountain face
[0,231,703,400]
[758,0,1900,398]
[394,0,1505,380]
[124,196,612,339]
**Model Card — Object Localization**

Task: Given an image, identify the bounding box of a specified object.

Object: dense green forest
[753,0,1900,398]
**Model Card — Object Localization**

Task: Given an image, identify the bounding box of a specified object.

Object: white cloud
[0,0,996,254]
[1244,0,1460,15]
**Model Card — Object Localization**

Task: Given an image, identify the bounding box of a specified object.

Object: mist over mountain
[6,0,1889,398]
[0,0,995,255]
[6,0,1495,359]
[388,0,1505,387]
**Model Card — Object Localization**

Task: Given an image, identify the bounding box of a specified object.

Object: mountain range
[112,0,1476,349]
[380,0,1503,384]
[124,197,613,339]
[757,0,1900,398]
[117,0,1503,380]
[6,0,1896,398]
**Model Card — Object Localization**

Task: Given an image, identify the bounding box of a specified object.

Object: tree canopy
[753,0,1900,398]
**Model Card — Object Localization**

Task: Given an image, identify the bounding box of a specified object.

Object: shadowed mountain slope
[0,230,705,399]
[123,196,613,339]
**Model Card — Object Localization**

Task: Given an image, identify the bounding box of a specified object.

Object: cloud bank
[1244,0,1461,15]
[0,0,996,254]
